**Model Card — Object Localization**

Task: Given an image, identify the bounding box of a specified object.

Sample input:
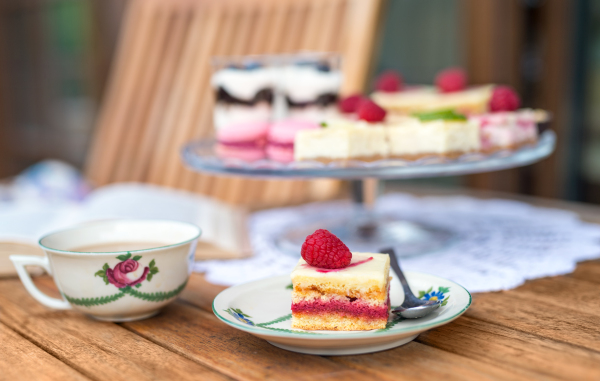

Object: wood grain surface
[1,191,600,380]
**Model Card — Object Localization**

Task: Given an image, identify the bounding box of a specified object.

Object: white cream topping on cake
[291,252,390,290]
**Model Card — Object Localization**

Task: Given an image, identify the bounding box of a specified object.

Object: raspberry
[301,229,352,269]
[375,70,403,92]
[489,85,520,112]
[357,99,387,123]
[338,94,364,114]
[436,67,467,93]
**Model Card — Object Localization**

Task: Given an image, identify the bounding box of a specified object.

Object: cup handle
[10,255,71,310]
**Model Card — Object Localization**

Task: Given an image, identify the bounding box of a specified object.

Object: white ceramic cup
[10,219,201,322]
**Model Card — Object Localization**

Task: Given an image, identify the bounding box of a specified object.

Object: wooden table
[2,189,600,380]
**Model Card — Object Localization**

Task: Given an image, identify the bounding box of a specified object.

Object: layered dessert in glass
[281,53,342,124]
[211,57,274,131]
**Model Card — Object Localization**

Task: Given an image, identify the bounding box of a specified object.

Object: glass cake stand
[182,130,556,256]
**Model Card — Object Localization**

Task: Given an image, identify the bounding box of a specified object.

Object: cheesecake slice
[294,125,389,162]
[386,111,480,159]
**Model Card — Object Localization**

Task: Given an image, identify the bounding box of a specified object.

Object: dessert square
[386,118,480,159]
[291,252,391,331]
[294,126,389,162]
[471,109,538,153]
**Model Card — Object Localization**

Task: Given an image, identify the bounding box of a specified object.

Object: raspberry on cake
[435,67,467,93]
[338,94,365,114]
[489,86,521,112]
[291,230,391,331]
[375,70,403,93]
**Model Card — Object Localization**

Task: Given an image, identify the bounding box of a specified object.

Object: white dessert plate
[212,271,471,355]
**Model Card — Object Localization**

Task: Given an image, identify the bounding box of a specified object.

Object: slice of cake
[386,110,480,159]
[291,229,390,331]
[294,99,389,162]
[471,109,538,153]
[294,126,388,162]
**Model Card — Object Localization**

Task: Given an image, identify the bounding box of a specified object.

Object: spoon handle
[379,248,417,299]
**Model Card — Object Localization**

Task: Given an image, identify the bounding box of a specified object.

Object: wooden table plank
[122,302,378,381]
[0,323,90,381]
[0,279,232,381]
[179,272,226,312]
[416,316,600,381]
[330,341,535,381]
[465,292,600,352]
[510,275,600,316]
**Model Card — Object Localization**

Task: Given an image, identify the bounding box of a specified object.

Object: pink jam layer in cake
[291,299,389,320]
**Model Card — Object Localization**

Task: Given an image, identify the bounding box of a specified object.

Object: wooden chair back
[85,0,384,207]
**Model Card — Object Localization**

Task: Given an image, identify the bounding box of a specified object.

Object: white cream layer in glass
[386,119,480,156]
[213,104,271,130]
[281,66,342,103]
[294,125,389,161]
[211,67,274,100]
[287,105,340,124]
[291,252,390,291]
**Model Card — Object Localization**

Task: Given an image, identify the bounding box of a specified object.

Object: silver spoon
[380,248,441,319]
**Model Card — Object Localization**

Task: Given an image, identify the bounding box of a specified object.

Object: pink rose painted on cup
[106,258,149,288]
[95,253,159,288]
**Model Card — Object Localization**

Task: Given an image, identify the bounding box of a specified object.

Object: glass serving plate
[181,130,556,256]
[181,130,556,180]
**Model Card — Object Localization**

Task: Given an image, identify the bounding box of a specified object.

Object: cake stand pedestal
[182,130,556,257]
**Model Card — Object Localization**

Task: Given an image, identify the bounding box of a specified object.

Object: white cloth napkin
[194,193,600,292]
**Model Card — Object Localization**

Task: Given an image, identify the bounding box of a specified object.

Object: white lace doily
[194,193,600,292]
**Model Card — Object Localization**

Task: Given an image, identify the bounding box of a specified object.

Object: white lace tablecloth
[194,193,600,292]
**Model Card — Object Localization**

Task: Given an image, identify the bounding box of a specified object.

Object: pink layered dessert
[216,121,269,161]
[267,119,319,162]
[471,109,538,153]
[291,252,391,331]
